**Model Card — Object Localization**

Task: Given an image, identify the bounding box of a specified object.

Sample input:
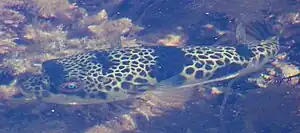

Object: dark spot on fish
[209,55,219,59]
[215,53,223,58]
[116,77,122,82]
[131,54,138,59]
[216,60,224,66]
[124,53,131,56]
[111,59,119,62]
[121,82,131,90]
[137,68,142,72]
[197,55,209,59]
[105,85,112,91]
[114,54,121,58]
[191,55,198,60]
[145,56,153,60]
[258,47,265,52]
[145,65,151,71]
[132,61,139,65]
[135,78,148,84]
[103,78,112,84]
[195,70,204,79]
[186,54,192,58]
[121,56,129,60]
[30,83,36,87]
[88,83,95,88]
[206,51,214,54]
[140,71,147,76]
[123,61,130,65]
[138,58,145,62]
[224,53,232,58]
[196,50,204,54]
[34,91,40,96]
[121,68,130,73]
[107,70,114,74]
[92,66,97,69]
[119,65,125,69]
[224,58,230,64]
[34,87,40,90]
[202,47,209,51]
[239,56,245,62]
[233,56,239,61]
[126,75,133,81]
[113,87,120,92]
[115,73,122,77]
[195,62,204,68]
[187,49,194,53]
[185,67,195,75]
[139,64,145,68]
[206,60,214,65]
[92,73,98,77]
[205,64,212,70]
[97,84,102,89]
[87,77,93,82]
[144,60,150,64]
[85,81,90,85]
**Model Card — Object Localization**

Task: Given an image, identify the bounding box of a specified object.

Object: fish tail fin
[236,20,282,46]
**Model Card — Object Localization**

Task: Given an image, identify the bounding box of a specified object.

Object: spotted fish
[17,23,280,105]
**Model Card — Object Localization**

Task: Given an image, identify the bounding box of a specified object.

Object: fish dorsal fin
[236,23,247,44]
[236,23,260,46]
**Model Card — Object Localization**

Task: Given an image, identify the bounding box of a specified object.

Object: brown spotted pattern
[180,46,248,81]
[18,36,279,103]
[248,36,279,63]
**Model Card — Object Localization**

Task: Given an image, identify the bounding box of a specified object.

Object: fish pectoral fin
[137,85,201,108]
[155,75,187,89]
[236,23,248,44]
[126,84,156,95]
[155,74,210,90]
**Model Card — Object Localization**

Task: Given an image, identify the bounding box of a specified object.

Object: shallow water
[0,0,299,133]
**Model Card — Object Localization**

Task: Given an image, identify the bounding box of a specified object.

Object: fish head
[17,53,130,105]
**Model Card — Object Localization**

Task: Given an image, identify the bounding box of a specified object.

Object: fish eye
[58,81,83,93]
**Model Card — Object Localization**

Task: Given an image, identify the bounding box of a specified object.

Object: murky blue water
[0,0,299,133]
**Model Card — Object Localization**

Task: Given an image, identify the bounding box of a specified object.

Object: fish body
[18,34,279,104]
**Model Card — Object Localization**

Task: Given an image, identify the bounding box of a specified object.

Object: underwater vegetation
[0,0,299,133]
